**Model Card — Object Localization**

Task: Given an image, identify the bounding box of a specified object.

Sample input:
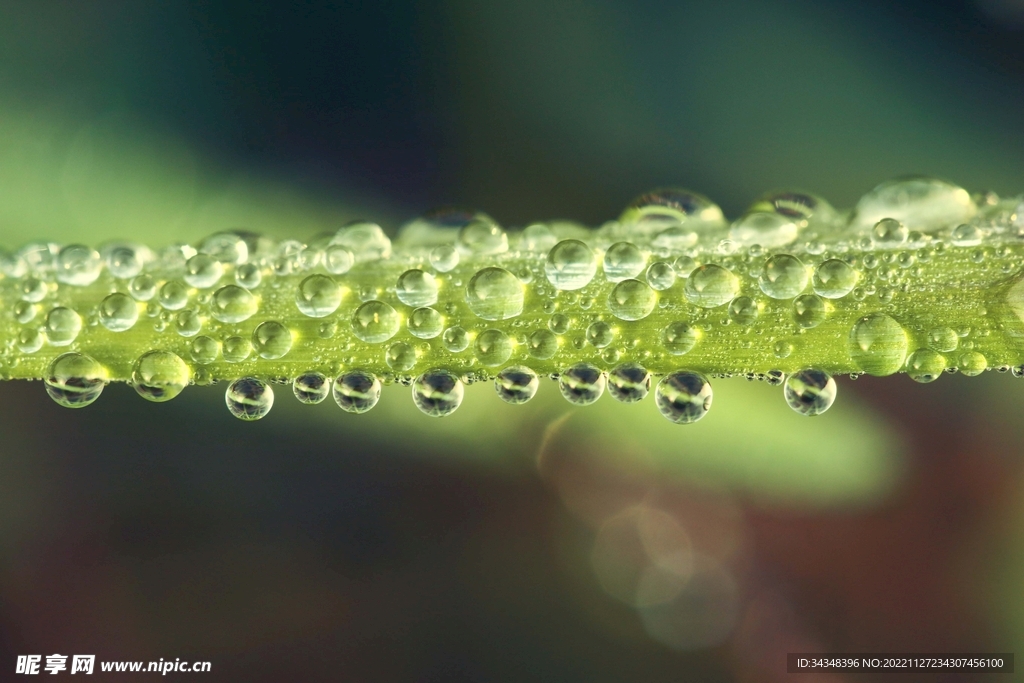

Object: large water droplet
[251,321,293,360]
[608,279,657,321]
[413,369,464,417]
[199,232,249,264]
[334,370,381,413]
[46,306,82,346]
[56,244,102,286]
[466,267,524,320]
[45,352,107,407]
[396,269,439,308]
[457,217,508,255]
[331,222,392,261]
[759,254,808,299]
[545,240,597,290]
[475,329,513,366]
[291,372,330,404]
[729,212,798,248]
[783,369,836,416]
[558,363,605,405]
[352,301,401,343]
[603,242,646,282]
[907,348,945,383]
[748,190,835,223]
[212,285,258,323]
[495,366,539,404]
[812,259,858,299]
[99,292,139,332]
[522,224,557,252]
[849,177,975,231]
[408,307,444,339]
[296,274,342,317]
[848,313,908,376]
[646,261,676,291]
[608,363,651,402]
[655,371,712,424]
[621,189,724,228]
[226,378,274,420]
[684,265,739,308]
[132,350,190,402]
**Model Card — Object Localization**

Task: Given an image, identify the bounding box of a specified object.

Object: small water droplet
[226,378,274,420]
[408,307,444,339]
[587,321,614,348]
[190,335,219,364]
[730,212,798,247]
[386,341,417,371]
[129,274,156,301]
[413,369,464,417]
[158,280,190,311]
[646,261,676,290]
[959,350,987,376]
[175,309,202,337]
[783,369,836,416]
[21,277,48,302]
[183,253,224,289]
[334,370,382,413]
[442,326,469,352]
[494,365,539,404]
[872,218,908,245]
[252,321,293,359]
[211,285,258,323]
[324,245,355,275]
[331,222,392,262]
[296,274,342,317]
[950,223,983,247]
[655,371,712,423]
[607,363,651,402]
[926,327,959,353]
[728,296,758,325]
[793,294,826,328]
[522,224,557,251]
[457,217,508,255]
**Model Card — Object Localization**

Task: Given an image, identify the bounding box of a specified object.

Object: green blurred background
[1,1,1024,680]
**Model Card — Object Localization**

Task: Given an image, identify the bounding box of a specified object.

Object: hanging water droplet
[907,348,945,382]
[295,274,342,317]
[872,218,908,245]
[603,242,646,282]
[252,321,293,360]
[412,369,464,417]
[352,300,401,343]
[45,352,107,407]
[330,222,392,262]
[474,329,513,366]
[848,313,908,376]
[132,350,190,402]
[56,244,102,286]
[959,351,987,376]
[849,177,975,231]
[466,267,524,320]
[98,292,139,332]
[292,372,330,404]
[545,240,597,290]
[211,285,258,323]
[183,253,224,289]
[528,329,558,359]
[558,363,605,405]
[655,371,712,424]
[759,254,808,299]
[783,369,836,416]
[333,370,382,413]
[729,212,798,248]
[608,279,657,321]
[607,363,651,402]
[793,294,827,329]
[457,217,508,255]
[442,326,469,352]
[926,327,959,353]
[812,259,859,299]
[225,378,274,420]
[662,322,699,355]
[46,306,82,346]
[396,269,439,308]
[727,296,758,325]
[408,307,444,339]
[494,366,539,404]
[684,265,739,308]
[190,335,219,364]
[386,341,417,371]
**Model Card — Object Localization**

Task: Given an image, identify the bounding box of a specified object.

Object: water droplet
[548,313,570,335]
[773,340,793,358]
[225,378,274,420]
[603,242,646,282]
[17,328,44,354]
[950,223,983,247]
[330,222,392,261]
[396,269,439,308]
[848,313,908,376]
[872,218,908,245]
[684,265,739,308]
[45,352,107,407]
[759,254,808,299]
[850,177,975,231]
[558,363,605,405]
[783,369,836,416]
[545,240,597,290]
[352,300,401,343]
[474,329,513,366]
[252,321,293,360]
[129,274,156,301]
[728,296,758,325]
[324,245,355,275]
[295,274,342,317]
[222,336,252,362]
[646,261,676,291]
[183,253,224,289]
[651,226,698,251]
[413,369,464,417]
[105,245,144,279]
[443,326,469,352]
[812,259,859,299]
[56,245,102,286]
[959,351,987,376]
[793,294,826,329]
[199,232,249,264]
[522,224,557,251]
[429,245,459,272]
[231,262,260,289]
[466,267,524,320]
[457,217,508,255]
[674,255,698,278]
[587,321,614,348]
[292,372,330,404]
[21,277,48,302]
[927,327,959,353]
[528,329,558,359]
[132,350,190,402]
[608,363,650,402]
[175,309,202,337]
[98,292,138,332]
[158,280,189,310]
[190,335,219,364]
[729,212,798,248]
[748,190,834,222]
[211,285,258,323]
[907,348,945,382]
[662,322,699,355]
[655,371,712,424]
[408,307,444,339]
[46,306,82,346]
[14,301,36,323]
[333,370,382,413]
[608,279,657,321]
[495,366,539,404]
[386,341,417,371]
[621,189,724,228]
